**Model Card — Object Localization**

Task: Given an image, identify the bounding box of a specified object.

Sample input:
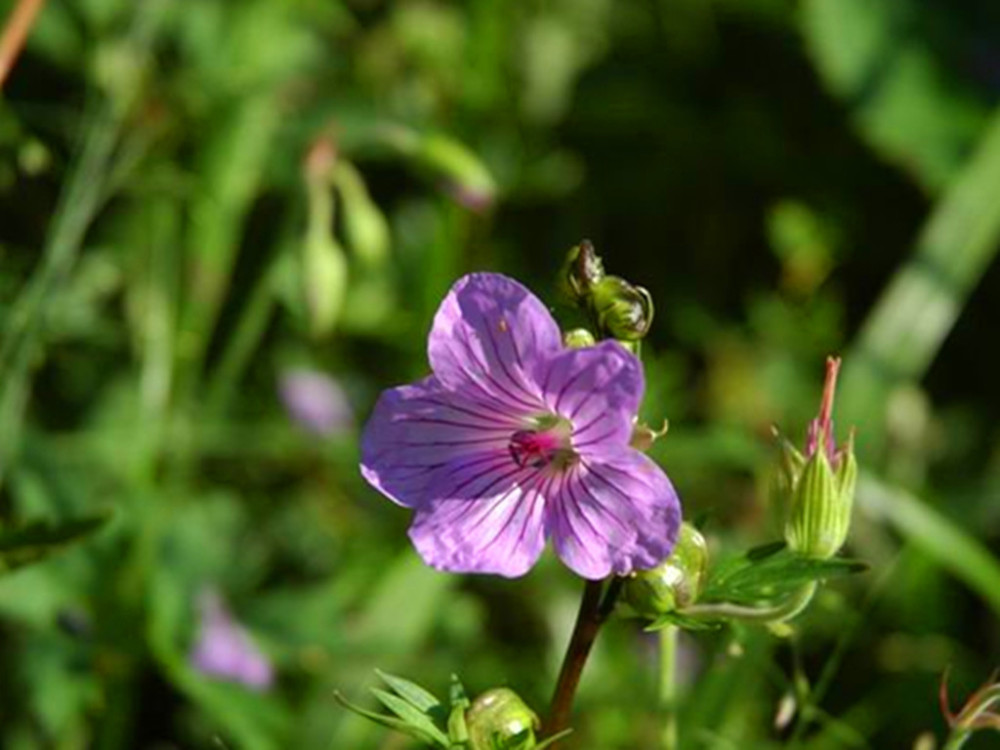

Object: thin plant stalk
[659,625,679,750]
[544,578,624,745]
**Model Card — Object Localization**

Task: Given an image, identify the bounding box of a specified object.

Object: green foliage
[1,0,999,747]
[700,545,868,606]
[0,515,109,574]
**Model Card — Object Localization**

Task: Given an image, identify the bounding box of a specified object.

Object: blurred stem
[174,94,279,394]
[841,105,1000,445]
[0,0,46,89]
[942,731,972,750]
[659,625,679,750]
[678,582,816,623]
[544,578,623,744]
[203,256,281,417]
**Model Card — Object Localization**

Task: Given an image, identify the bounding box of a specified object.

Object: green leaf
[645,611,722,632]
[335,691,450,748]
[701,548,867,604]
[371,687,451,746]
[0,514,110,573]
[859,474,1000,620]
[802,0,989,190]
[376,669,442,712]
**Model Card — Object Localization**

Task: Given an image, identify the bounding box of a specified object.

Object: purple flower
[190,590,274,690]
[279,369,354,436]
[361,273,681,579]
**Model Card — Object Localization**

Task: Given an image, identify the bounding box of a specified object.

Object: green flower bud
[563,328,596,349]
[302,226,348,339]
[781,357,857,559]
[334,161,391,269]
[466,688,539,750]
[623,523,708,616]
[590,276,654,342]
[382,125,496,212]
[559,240,605,302]
[302,150,348,338]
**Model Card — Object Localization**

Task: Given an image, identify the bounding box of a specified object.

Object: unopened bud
[782,357,857,559]
[303,230,348,338]
[623,523,708,616]
[466,688,539,750]
[560,240,605,302]
[334,161,390,268]
[302,161,348,337]
[563,328,596,349]
[590,276,654,341]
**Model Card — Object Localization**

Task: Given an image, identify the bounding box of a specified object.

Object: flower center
[508,416,575,469]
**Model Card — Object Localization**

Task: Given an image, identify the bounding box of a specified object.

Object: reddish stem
[817,355,842,431]
[544,578,622,744]
[0,0,46,90]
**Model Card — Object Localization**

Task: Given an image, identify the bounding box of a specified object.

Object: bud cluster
[560,240,653,343]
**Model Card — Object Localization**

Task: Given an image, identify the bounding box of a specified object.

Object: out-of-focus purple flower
[360,272,681,580]
[279,369,354,436]
[190,590,273,690]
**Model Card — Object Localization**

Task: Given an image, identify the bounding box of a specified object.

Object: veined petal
[408,450,550,577]
[546,449,680,580]
[360,376,522,508]
[428,273,561,413]
[540,341,643,457]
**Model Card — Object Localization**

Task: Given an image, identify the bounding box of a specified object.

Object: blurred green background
[2,0,1000,747]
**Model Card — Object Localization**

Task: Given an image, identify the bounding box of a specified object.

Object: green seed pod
[589,276,654,342]
[784,437,856,559]
[781,358,857,559]
[563,328,596,349]
[466,688,539,750]
[623,523,708,616]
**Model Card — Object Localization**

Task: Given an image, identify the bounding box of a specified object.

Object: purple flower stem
[544,577,625,743]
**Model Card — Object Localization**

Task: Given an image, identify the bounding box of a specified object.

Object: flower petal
[546,449,680,579]
[408,450,550,577]
[540,341,643,457]
[428,273,561,414]
[360,376,522,508]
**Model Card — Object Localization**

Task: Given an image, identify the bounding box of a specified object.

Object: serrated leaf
[746,540,787,561]
[335,691,450,747]
[645,611,721,632]
[375,669,442,712]
[371,688,450,746]
[0,514,110,573]
[702,549,867,604]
